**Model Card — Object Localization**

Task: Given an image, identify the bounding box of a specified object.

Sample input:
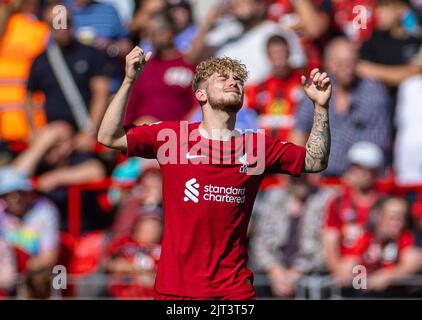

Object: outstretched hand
[124,46,152,83]
[301,68,332,108]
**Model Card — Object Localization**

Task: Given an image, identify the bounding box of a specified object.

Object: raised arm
[301,68,331,173]
[97,47,151,152]
[357,60,422,87]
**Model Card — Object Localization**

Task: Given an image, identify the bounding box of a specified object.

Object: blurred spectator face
[137,0,167,33]
[325,38,357,88]
[267,36,290,78]
[75,0,92,8]
[376,198,407,239]
[206,72,244,113]
[344,141,383,192]
[137,168,162,204]
[2,191,30,217]
[133,216,163,244]
[140,169,162,193]
[344,164,377,192]
[147,14,174,51]
[168,2,192,33]
[375,0,404,30]
[230,0,265,24]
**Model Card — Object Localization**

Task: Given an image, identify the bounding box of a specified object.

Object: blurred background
[1,0,422,299]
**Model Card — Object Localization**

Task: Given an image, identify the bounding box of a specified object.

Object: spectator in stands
[393,74,422,185]
[105,210,163,299]
[25,4,111,152]
[135,0,197,55]
[245,34,304,140]
[267,0,332,69]
[6,121,106,231]
[325,0,377,45]
[166,0,197,53]
[111,161,162,239]
[0,0,49,142]
[250,174,337,298]
[251,174,337,298]
[0,166,60,298]
[339,196,422,297]
[96,0,135,27]
[125,11,196,124]
[357,0,422,90]
[129,0,166,45]
[64,0,131,55]
[13,121,106,190]
[188,0,307,85]
[64,0,132,92]
[322,141,385,286]
[292,37,392,177]
[0,237,16,296]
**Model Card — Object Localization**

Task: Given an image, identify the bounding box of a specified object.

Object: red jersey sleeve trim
[123,124,137,157]
[291,145,306,176]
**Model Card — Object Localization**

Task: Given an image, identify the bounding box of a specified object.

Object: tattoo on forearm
[305,109,330,172]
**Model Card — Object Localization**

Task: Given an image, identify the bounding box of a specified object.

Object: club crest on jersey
[238,154,250,174]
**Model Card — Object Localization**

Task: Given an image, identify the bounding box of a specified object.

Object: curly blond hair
[192,57,249,92]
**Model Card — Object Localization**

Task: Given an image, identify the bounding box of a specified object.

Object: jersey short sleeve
[124,121,168,158]
[264,135,306,175]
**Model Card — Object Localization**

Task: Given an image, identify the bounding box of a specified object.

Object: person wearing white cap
[0,166,60,298]
[322,141,385,288]
[347,141,384,171]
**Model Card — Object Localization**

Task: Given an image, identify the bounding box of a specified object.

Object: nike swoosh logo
[186,152,207,159]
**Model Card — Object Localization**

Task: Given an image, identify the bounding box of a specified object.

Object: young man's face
[204,72,245,113]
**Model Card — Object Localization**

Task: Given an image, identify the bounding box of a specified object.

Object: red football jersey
[106,236,161,299]
[245,71,304,141]
[125,55,196,124]
[348,231,414,273]
[324,190,380,256]
[124,121,306,297]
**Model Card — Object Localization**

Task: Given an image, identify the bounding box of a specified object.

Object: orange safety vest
[0,13,49,141]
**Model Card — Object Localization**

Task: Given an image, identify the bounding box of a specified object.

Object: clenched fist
[124,46,152,83]
[301,68,332,108]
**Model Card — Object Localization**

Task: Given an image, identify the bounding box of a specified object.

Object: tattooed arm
[301,68,332,173]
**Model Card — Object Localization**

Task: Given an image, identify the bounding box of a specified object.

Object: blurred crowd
[1,0,422,299]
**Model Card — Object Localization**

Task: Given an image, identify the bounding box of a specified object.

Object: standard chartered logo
[183,178,246,204]
[184,178,200,203]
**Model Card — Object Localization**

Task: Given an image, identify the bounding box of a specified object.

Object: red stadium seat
[68,231,106,275]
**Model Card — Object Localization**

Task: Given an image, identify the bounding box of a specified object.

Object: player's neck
[199,111,238,141]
